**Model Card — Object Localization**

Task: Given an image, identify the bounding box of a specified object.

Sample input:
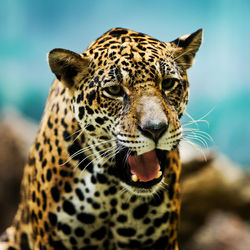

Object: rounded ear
[48,48,89,88]
[169,29,203,69]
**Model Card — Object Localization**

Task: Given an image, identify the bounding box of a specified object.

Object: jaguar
[0,27,202,249]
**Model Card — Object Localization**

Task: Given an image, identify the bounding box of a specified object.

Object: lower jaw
[122,181,164,196]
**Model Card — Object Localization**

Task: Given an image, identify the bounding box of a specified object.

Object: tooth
[155,171,162,179]
[131,174,138,182]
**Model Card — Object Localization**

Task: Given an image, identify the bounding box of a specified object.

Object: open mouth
[112,147,168,189]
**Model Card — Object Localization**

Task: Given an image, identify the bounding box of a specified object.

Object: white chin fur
[121,181,163,197]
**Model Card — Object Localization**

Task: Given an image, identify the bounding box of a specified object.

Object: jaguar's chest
[54,172,171,249]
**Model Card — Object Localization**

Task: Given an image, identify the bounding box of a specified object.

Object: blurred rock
[179,144,250,248]
[185,211,250,250]
[0,109,37,233]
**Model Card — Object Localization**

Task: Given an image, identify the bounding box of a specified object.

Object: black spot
[51,186,60,202]
[57,147,62,156]
[110,208,117,215]
[63,130,71,142]
[110,198,117,207]
[44,221,49,232]
[121,203,129,210]
[35,142,40,150]
[109,29,128,37]
[94,52,98,59]
[86,106,94,115]
[63,200,76,215]
[75,188,84,201]
[117,228,136,237]
[151,236,169,249]
[60,224,71,235]
[86,124,95,131]
[32,191,36,202]
[39,149,43,161]
[91,226,106,240]
[87,90,96,106]
[48,212,57,226]
[133,203,148,219]
[70,237,77,246]
[92,202,100,209]
[109,186,117,194]
[38,210,43,219]
[94,76,99,83]
[168,185,174,200]
[51,156,55,163]
[89,81,94,88]
[68,140,83,160]
[76,91,83,103]
[127,240,141,248]
[61,118,68,129]
[85,161,94,173]
[28,157,35,166]
[94,191,100,197]
[117,215,127,223]
[130,196,137,202]
[46,169,52,181]
[162,211,169,223]
[59,170,68,177]
[58,158,63,165]
[64,181,72,192]
[78,107,85,119]
[49,236,67,250]
[99,211,108,219]
[41,190,47,211]
[31,210,38,223]
[42,159,47,168]
[91,175,97,184]
[36,198,40,207]
[47,117,53,129]
[96,173,107,184]
[154,217,162,227]
[143,218,151,224]
[87,197,93,204]
[95,117,104,125]
[77,212,95,224]
[75,227,85,237]
[20,232,30,250]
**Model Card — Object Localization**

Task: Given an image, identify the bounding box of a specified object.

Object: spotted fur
[0,28,202,250]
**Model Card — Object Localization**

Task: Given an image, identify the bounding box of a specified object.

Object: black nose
[139,121,168,141]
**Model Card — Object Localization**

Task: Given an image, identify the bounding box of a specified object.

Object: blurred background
[0,0,250,249]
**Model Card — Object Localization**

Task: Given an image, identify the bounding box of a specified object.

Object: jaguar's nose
[139,120,168,141]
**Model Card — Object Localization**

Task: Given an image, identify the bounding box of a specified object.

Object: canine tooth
[131,174,138,182]
[155,171,162,179]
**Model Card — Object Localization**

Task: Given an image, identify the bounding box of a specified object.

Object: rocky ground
[0,110,249,249]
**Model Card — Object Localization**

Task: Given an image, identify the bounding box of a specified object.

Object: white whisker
[61,138,117,166]
[182,138,207,161]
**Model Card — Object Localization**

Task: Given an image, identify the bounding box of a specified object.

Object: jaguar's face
[48,28,202,195]
[93,61,185,195]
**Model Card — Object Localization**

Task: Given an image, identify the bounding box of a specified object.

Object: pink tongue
[128,150,160,182]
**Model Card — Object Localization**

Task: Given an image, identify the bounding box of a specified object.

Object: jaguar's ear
[169,29,203,69]
[48,48,89,88]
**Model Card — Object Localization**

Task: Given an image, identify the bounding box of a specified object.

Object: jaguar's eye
[161,78,179,91]
[104,85,124,97]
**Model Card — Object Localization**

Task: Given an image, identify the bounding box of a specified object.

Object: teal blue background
[0,0,250,166]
